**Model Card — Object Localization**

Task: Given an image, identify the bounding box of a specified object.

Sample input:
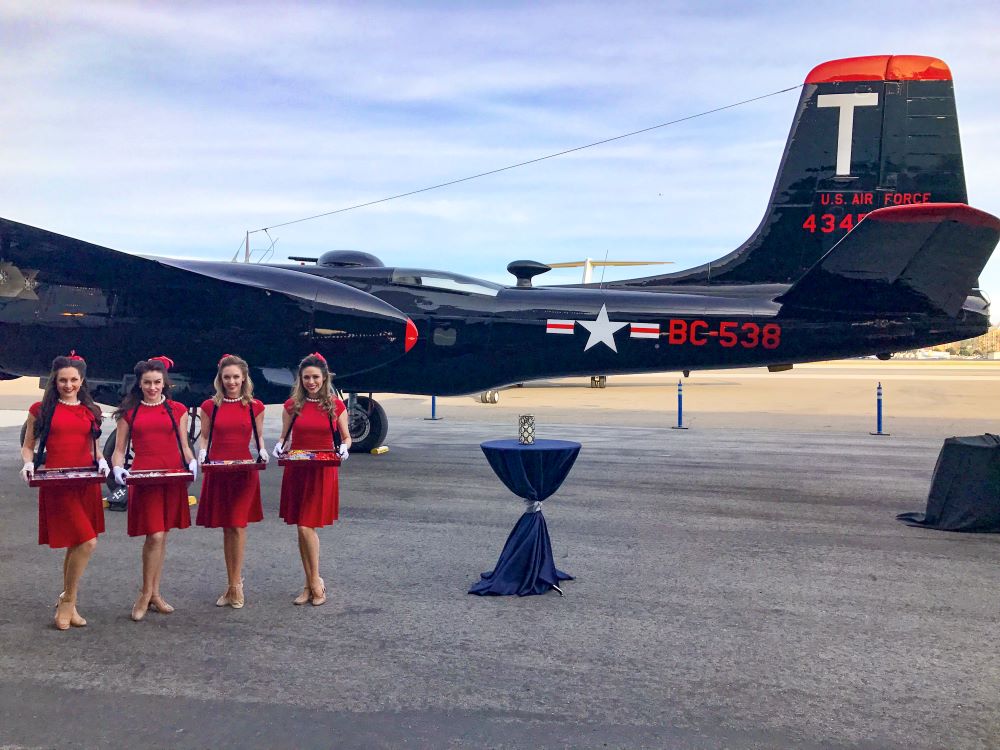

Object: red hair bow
[67,349,85,362]
[218,353,234,366]
[309,351,327,363]
[149,355,175,371]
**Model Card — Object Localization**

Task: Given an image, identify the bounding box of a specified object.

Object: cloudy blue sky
[1,2,998,311]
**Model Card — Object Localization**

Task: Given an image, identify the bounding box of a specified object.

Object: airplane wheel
[590,376,607,389]
[480,390,500,404]
[348,396,388,453]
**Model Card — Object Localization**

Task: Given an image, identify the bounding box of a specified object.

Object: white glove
[258,447,270,464]
[97,458,110,477]
[20,461,34,484]
[113,466,130,485]
[273,440,285,456]
[198,448,207,464]
[338,444,350,462]
[188,459,198,482]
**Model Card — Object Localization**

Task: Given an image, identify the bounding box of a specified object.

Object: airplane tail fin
[609,55,967,288]
[775,204,999,317]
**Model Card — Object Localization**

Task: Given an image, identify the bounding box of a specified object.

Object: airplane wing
[775,204,1000,317]
[0,216,415,380]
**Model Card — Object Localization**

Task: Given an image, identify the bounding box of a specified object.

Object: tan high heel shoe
[230,580,245,609]
[59,592,87,627]
[293,585,311,605]
[131,592,151,622]
[215,589,232,607]
[148,595,174,614]
[310,578,326,607]
[54,593,75,630]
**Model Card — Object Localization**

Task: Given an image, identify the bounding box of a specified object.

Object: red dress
[279,398,345,528]
[123,400,191,537]
[196,398,265,529]
[29,402,105,548]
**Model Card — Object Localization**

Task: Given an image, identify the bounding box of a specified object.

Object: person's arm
[111,418,129,468]
[111,417,131,483]
[336,408,352,460]
[198,407,211,461]
[20,412,37,482]
[337,410,352,450]
[274,408,291,454]
[20,413,36,465]
[178,412,195,464]
[254,407,270,463]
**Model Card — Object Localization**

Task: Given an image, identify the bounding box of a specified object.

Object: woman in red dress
[274,353,352,606]
[196,354,267,609]
[20,353,110,630]
[110,356,198,622]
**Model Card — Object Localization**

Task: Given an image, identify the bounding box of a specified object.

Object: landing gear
[480,390,500,404]
[590,375,607,389]
[347,395,388,453]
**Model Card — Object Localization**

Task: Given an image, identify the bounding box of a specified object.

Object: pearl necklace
[141,397,166,407]
[223,396,242,403]
[305,397,321,403]
[58,398,81,406]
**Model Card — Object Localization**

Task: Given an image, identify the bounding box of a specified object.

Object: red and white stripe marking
[629,323,660,339]
[546,319,576,334]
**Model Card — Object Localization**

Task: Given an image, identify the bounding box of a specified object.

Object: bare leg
[150,532,173,612]
[223,527,246,588]
[219,527,246,607]
[56,538,96,629]
[292,528,311,604]
[298,526,324,605]
[132,532,165,621]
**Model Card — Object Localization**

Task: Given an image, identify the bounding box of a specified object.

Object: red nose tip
[404,318,418,353]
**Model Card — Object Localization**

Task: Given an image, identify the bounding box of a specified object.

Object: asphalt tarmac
[2,370,1000,749]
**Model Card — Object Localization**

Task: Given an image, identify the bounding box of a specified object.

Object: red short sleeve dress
[123,400,192,537]
[29,401,105,548]
[196,398,265,529]
[278,398,345,528]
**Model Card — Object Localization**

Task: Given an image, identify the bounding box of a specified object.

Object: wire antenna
[246,84,802,237]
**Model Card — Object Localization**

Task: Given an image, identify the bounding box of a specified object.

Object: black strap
[206,403,218,460]
[249,403,263,461]
[122,403,142,470]
[33,411,50,468]
[162,401,188,470]
[206,401,264,462]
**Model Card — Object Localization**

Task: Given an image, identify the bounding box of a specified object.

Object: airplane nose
[405,318,418,353]
[311,281,413,374]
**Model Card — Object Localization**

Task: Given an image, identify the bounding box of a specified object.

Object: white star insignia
[578,304,628,352]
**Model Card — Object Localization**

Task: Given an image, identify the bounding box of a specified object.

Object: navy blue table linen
[470,439,580,597]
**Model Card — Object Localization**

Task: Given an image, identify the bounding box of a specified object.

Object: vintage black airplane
[1,54,998,452]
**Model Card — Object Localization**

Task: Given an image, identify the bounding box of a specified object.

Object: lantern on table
[518,414,535,445]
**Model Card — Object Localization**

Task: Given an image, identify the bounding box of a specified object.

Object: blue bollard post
[424,395,443,421]
[671,379,688,430]
[870,381,889,436]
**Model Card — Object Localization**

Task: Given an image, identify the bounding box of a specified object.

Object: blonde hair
[212,354,255,407]
[289,353,335,416]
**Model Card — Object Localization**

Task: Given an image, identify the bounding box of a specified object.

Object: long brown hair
[36,354,102,438]
[113,356,176,420]
[288,353,336,416]
[212,354,255,407]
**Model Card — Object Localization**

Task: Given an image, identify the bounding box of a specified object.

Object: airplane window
[433,326,457,346]
[391,270,500,297]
